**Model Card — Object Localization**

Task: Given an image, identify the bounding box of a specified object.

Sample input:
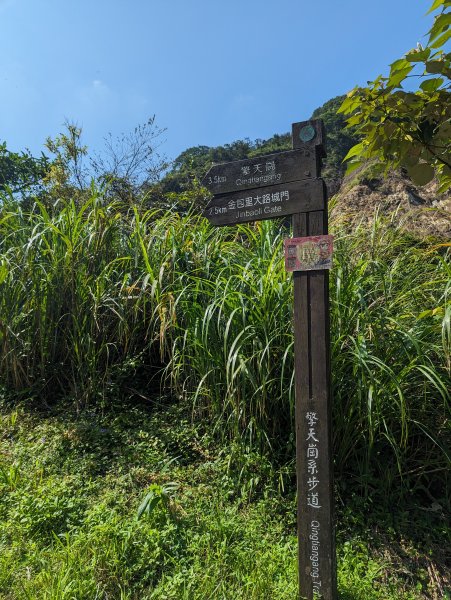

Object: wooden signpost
[202,119,336,600]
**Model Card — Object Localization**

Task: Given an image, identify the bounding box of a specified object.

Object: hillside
[332,165,451,240]
[158,95,359,196]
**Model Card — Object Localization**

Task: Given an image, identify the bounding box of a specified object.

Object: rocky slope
[330,166,451,240]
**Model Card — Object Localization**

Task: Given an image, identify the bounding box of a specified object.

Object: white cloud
[73,79,149,118]
[230,93,255,111]
[83,79,111,100]
[92,79,108,92]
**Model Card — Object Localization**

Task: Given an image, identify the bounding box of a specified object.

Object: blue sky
[0,0,435,163]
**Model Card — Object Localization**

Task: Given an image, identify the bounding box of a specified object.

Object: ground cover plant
[0,190,449,597]
[0,399,448,599]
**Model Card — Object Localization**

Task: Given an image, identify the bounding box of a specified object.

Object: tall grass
[331,214,450,499]
[0,195,152,403]
[0,192,449,499]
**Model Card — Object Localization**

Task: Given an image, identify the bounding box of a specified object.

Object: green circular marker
[299,124,316,143]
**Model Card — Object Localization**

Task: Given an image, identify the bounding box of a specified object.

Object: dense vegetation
[0,143,48,196]
[1,398,448,599]
[158,94,359,197]
[0,3,449,592]
[0,196,449,502]
[0,195,449,598]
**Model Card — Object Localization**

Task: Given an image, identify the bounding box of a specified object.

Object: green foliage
[331,215,450,499]
[0,142,48,195]
[0,194,157,405]
[43,119,167,206]
[247,132,292,158]
[159,135,291,196]
[137,482,179,520]
[0,195,449,504]
[44,122,89,198]
[0,92,364,213]
[339,0,451,191]
[0,402,447,599]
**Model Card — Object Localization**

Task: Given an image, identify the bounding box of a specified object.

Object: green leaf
[344,159,364,175]
[390,58,412,73]
[402,94,424,108]
[0,263,8,285]
[345,113,364,127]
[343,142,366,162]
[437,172,451,192]
[338,91,362,115]
[436,120,451,139]
[406,48,432,62]
[403,148,422,167]
[425,59,449,73]
[426,0,447,14]
[406,162,435,186]
[428,13,451,44]
[387,67,413,88]
[137,491,161,519]
[430,29,451,47]
[420,77,445,91]
[419,308,444,318]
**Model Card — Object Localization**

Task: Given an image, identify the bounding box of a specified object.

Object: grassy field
[0,193,449,598]
[0,399,449,599]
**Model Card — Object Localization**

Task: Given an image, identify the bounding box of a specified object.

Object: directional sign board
[203,179,325,226]
[202,148,317,196]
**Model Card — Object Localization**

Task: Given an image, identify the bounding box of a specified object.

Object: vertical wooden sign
[291,120,336,599]
[202,119,337,600]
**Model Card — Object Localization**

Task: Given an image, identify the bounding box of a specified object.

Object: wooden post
[202,118,336,598]
[292,120,337,599]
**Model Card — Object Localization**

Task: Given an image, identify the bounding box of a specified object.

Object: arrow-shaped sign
[202,148,317,196]
[203,179,325,226]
